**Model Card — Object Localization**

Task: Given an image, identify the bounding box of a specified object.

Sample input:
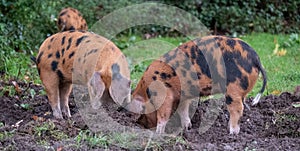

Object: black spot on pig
[240,76,249,90]
[62,36,66,45]
[56,51,60,59]
[164,82,172,88]
[59,11,68,16]
[37,51,44,64]
[76,36,88,46]
[61,48,65,56]
[57,70,64,81]
[226,39,236,49]
[69,51,75,59]
[67,37,72,50]
[152,76,157,81]
[226,95,233,105]
[51,61,58,71]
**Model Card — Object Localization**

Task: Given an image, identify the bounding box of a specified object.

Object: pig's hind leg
[59,83,72,118]
[41,71,63,119]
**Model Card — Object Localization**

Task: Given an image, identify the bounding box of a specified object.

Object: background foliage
[0,0,299,79]
[188,0,300,35]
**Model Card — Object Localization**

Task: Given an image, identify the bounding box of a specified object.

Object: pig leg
[59,83,72,118]
[156,90,174,134]
[41,72,63,119]
[177,99,192,130]
[226,94,244,134]
[156,108,171,134]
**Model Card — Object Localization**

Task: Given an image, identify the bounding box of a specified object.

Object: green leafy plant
[33,121,68,141]
[20,103,30,110]
[75,130,108,148]
[0,85,16,96]
[0,129,15,141]
[282,33,300,48]
[109,132,139,149]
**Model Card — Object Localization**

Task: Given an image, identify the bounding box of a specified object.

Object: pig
[32,30,131,119]
[130,35,267,134]
[57,7,88,31]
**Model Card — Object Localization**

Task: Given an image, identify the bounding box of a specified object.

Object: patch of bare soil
[0,81,299,150]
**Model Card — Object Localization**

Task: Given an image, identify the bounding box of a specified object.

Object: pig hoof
[156,121,167,134]
[53,112,63,119]
[91,99,101,109]
[182,119,192,131]
[62,107,71,118]
[229,125,240,134]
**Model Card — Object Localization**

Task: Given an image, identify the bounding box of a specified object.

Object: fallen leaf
[12,81,22,94]
[276,49,287,56]
[32,115,45,122]
[271,90,281,95]
[24,75,30,81]
[273,43,279,55]
[44,111,51,116]
[32,115,39,121]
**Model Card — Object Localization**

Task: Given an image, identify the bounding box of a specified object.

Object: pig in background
[57,7,88,31]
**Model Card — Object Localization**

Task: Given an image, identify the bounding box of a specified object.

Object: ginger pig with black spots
[57,7,88,31]
[32,31,131,119]
[129,35,267,134]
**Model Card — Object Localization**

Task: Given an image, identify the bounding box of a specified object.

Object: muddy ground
[0,81,299,150]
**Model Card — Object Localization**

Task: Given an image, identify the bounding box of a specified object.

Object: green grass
[0,50,41,83]
[74,129,188,150]
[33,121,69,141]
[75,130,108,148]
[240,33,300,96]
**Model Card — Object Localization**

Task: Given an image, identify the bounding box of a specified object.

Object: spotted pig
[33,31,131,119]
[130,35,267,134]
[57,7,88,31]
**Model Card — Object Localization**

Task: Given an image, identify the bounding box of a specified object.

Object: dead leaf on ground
[24,75,30,81]
[276,49,287,56]
[271,90,281,95]
[12,81,22,94]
[32,115,45,122]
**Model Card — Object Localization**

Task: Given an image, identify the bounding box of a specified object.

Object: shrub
[168,0,300,35]
[0,0,299,76]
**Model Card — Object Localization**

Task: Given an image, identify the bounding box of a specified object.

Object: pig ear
[88,72,105,109]
[109,73,131,106]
